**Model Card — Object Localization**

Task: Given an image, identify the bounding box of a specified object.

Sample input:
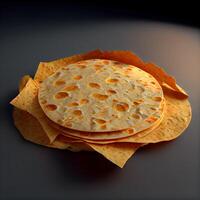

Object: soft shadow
[138,140,176,155]
[5,89,119,183]
[50,149,119,183]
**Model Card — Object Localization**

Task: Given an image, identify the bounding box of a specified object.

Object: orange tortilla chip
[100,51,188,97]
[144,63,188,97]
[57,135,142,168]
[10,79,59,142]
[13,108,50,145]
[19,75,31,92]
[88,143,142,168]
[13,107,91,151]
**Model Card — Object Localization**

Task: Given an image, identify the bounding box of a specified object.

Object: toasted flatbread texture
[11,79,59,142]
[13,108,92,151]
[13,107,141,167]
[88,143,141,168]
[34,50,188,97]
[52,101,165,141]
[60,88,191,144]
[58,101,165,143]
[10,50,191,168]
[19,75,31,92]
[12,76,142,167]
[11,78,146,142]
[38,59,163,132]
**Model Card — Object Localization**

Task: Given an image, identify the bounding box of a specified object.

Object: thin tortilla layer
[34,50,188,97]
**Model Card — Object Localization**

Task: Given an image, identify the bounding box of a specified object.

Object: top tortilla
[38,59,163,132]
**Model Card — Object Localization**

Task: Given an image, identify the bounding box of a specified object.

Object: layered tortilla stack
[10,50,191,168]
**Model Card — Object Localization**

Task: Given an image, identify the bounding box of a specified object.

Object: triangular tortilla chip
[101,51,188,97]
[10,79,59,142]
[88,143,141,168]
[13,108,50,145]
[19,75,31,92]
[13,108,91,151]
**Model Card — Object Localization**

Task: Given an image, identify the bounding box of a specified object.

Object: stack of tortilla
[10,50,191,168]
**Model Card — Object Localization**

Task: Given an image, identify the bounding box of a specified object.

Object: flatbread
[12,74,144,168]
[13,75,92,151]
[52,99,165,141]
[58,101,165,143]
[10,50,192,168]
[11,77,164,142]
[13,101,141,168]
[60,86,191,144]
[38,59,163,132]
[34,50,188,97]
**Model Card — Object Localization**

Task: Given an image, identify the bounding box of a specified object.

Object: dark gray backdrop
[0,2,200,200]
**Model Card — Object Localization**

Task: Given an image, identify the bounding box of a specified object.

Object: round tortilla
[51,99,165,141]
[59,86,191,144]
[38,59,163,132]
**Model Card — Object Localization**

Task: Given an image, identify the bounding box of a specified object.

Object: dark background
[0,1,200,200]
[0,0,200,28]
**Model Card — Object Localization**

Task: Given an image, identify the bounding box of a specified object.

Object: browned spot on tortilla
[93,93,108,100]
[102,60,110,65]
[107,89,117,95]
[73,110,82,116]
[80,99,89,104]
[64,85,79,91]
[94,64,103,71]
[94,118,106,124]
[73,75,82,80]
[41,100,47,104]
[152,96,162,102]
[100,125,107,130]
[55,80,65,86]
[67,102,79,107]
[132,113,140,119]
[145,116,158,123]
[106,78,119,83]
[89,82,101,89]
[133,99,144,106]
[45,104,57,111]
[114,102,129,112]
[55,92,69,99]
